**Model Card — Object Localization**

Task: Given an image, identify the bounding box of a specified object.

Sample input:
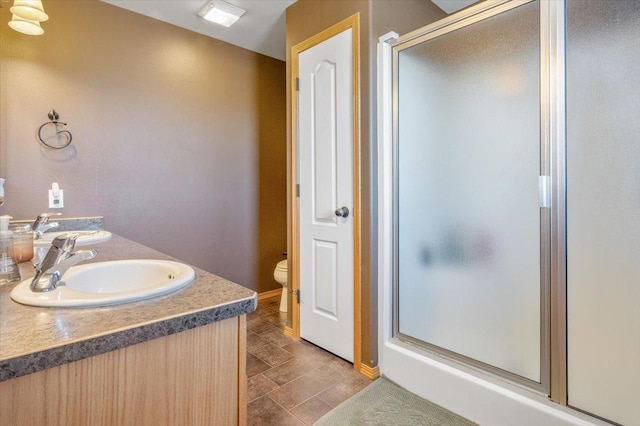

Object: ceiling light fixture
[8,0,48,36]
[10,0,48,22]
[8,13,44,35]
[198,0,245,28]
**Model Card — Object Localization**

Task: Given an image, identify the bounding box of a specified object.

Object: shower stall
[378,1,640,425]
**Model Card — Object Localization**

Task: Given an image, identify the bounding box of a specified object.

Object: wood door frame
[288,13,362,374]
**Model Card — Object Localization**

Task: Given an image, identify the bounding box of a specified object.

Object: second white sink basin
[34,230,112,247]
[10,259,195,308]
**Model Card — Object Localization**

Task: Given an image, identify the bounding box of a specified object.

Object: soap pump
[0,215,20,284]
[0,177,5,207]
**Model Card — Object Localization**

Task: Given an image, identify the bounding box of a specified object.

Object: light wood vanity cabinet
[0,315,247,425]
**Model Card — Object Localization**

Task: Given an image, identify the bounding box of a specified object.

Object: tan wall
[285,0,445,367]
[371,0,446,38]
[0,0,287,294]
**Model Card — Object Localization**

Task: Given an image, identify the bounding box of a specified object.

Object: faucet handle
[51,233,78,251]
[32,212,62,230]
[38,212,62,220]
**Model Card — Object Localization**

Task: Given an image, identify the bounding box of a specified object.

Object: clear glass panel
[395,1,541,382]
[566,1,640,424]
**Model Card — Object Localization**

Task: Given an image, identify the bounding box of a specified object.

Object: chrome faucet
[31,212,61,238]
[30,234,97,292]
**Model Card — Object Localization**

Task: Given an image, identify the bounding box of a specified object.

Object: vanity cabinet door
[0,316,246,426]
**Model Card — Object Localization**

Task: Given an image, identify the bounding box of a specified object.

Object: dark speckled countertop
[0,234,257,382]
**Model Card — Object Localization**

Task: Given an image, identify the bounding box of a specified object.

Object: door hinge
[296,183,300,198]
[291,289,300,303]
[295,77,300,91]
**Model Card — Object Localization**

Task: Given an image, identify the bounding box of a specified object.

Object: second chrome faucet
[31,212,61,239]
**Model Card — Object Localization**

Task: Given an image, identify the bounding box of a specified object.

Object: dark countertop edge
[0,295,256,382]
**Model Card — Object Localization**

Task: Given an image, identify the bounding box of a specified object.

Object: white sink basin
[34,230,112,247]
[10,259,195,308]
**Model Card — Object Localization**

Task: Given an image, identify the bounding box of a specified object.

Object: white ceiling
[431,0,477,15]
[100,0,296,61]
[100,0,478,61]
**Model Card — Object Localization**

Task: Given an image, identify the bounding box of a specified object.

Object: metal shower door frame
[389,0,567,402]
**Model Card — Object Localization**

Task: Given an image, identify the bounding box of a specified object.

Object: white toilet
[273,259,288,313]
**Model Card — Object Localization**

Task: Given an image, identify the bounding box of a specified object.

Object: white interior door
[298,28,354,362]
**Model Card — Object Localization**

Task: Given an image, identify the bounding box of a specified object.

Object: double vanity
[0,217,256,425]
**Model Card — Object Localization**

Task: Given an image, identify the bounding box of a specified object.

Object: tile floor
[247,296,373,425]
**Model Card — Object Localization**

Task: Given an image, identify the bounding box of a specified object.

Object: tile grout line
[265,361,341,413]
[263,394,305,424]
[248,296,372,425]
[246,373,279,404]
[284,381,338,412]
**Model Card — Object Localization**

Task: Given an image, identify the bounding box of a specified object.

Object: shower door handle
[335,206,350,218]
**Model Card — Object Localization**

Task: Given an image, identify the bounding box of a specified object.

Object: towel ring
[38,109,72,149]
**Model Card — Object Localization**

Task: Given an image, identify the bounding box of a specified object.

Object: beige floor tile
[317,379,370,408]
[290,396,333,425]
[319,358,372,387]
[261,311,288,328]
[262,357,319,386]
[248,396,304,426]
[248,374,280,403]
[247,296,371,424]
[247,352,272,378]
[281,340,335,365]
[268,368,338,410]
[247,317,279,334]
[259,328,295,347]
[247,330,270,352]
[249,343,295,367]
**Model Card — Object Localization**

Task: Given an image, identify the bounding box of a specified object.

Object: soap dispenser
[0,177,5,207]
[0,215,20,284]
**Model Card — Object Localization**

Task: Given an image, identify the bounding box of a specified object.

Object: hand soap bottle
[0,215,20,284]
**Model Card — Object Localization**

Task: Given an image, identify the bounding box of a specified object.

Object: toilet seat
[275,259,287,272]
[273,259,288,312]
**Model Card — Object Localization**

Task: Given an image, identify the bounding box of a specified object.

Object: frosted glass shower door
[566,1,640,424]
[395,1,543,383]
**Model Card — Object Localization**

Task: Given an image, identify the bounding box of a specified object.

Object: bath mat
[315,377,477,426]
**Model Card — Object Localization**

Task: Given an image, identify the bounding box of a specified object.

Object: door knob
[335,206,349,218]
